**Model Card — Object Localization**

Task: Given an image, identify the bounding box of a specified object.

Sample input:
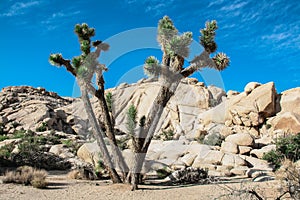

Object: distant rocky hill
[1,78,300,178]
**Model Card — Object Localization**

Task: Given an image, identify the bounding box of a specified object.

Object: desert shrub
[105,92,113,112]
[0,143,14,159]
[195,134,206,144]
[208,98,218,107]
[12,130,26,139]
[67,169,81,179]
[275,159,300,200]
[61,139,80,154]
[116,136,129,150]
[203,132,224,146]
[156,167,171,179]
[154,130,174,141]
[0,135,9,141]
[2,166,48,188]
[263,134,300,169]
[262,149,282,169]
[36,122,48,132]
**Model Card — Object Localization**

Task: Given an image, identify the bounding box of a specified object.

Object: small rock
[244,82,261,94]
[221,141,239,154]
[250,145,276,159]
[225,133,254,146]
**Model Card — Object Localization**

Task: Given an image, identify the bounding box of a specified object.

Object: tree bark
[130,50,213,190]
[95,74,129,180]
[79,83,122,183]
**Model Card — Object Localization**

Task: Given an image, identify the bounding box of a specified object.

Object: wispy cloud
[220,2,248,11]
[1,1,40,17]
[41,11,81,31]
[208,0,225,8]
[124,0,175,16]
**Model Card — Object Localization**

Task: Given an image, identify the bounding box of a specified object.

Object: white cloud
[41,11,81,30]
[262,33,291,41]
[220,2,248,11]
[208,0,225,8]
[124,0,175,16]
[1,1,40,17]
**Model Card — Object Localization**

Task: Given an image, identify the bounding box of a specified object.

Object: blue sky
[0,0,299,97]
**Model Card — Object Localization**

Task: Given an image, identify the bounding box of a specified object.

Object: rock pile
[1,80,299,179]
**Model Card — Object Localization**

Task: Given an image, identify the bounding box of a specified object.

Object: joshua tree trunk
[131,51,213,190]
[95,75,129,180]
[79,83,122,183]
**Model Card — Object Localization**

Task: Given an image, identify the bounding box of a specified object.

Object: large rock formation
[0,86,74,134]
[1,80,299,178]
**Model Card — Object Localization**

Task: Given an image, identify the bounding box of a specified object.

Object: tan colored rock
[269,112,300,133]
[184,143,211,155]
[0,116,8,124]
[0,138,21,148]
[221,153,235,167]
[250,145,276,159]
[221,141,239,154]
[234,155,247,166]
[179,153,197,166]
[192,150,224,167]
[225,133,254,146]
[77,142,101,167]
[226,90,239,98]
[240,155,274,171]
[207,85,226,105]
[49,144,65,155]
[244,82,261,94]
[107,80,213,135]
[278,87,300,115]
[199,82,276,127]
[230,166,249,176]
[238,146,252,155]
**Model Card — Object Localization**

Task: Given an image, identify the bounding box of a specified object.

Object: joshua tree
[49,23,128,183]
[130,16,230,190]
[49,16,230,189]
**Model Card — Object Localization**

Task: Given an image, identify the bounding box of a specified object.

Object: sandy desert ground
[0,171,290,200]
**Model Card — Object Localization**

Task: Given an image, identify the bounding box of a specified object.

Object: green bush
[154,130,174,141]
[105,92,113,112]
[61,139,80,154]
[36,122,48,132]
[263,133,300,169]
[156,167,171,179]
[203,132,224,146]
[0,143,14,159]
[12,130,26,139]
[116,136,129,150]
[0,135,9,142]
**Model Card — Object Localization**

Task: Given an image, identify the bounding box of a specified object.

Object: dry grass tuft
[2,166,48,189]
[275,159,300,199]
[67,170,82,179]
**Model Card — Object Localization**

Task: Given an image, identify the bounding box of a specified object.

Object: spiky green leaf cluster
[212,52,230,71]
[126,105,137,136]
[166,32,193,57]
[74,23,95,41]
[74,23,95,55]
[200,20,218,53]
[157,16,178,46]
[158,16,193,58]
[144,56,161,77]
[49,53,64,67]
[105,92,113,112]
